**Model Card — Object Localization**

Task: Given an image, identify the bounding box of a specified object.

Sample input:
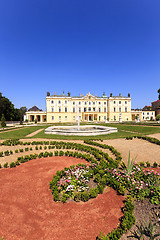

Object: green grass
[0,126,46,139]
[0,123,160,140]
[104,123,160,135]
[33,128,139,140]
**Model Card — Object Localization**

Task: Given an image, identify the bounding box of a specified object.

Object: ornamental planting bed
[0,156,125,240]
[0,138,160,240]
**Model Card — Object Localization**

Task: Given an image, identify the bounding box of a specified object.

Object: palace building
[24,91,155,123]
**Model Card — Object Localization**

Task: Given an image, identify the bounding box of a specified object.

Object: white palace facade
[24,92,155,123]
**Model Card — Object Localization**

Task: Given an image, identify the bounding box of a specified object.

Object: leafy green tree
[158,88,160,100]
[1,114,6,128]
[0,93,27,121]
[156,114,160,121]
[0,93,15,120]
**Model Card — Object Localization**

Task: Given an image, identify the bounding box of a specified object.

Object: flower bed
[50,163,100,203]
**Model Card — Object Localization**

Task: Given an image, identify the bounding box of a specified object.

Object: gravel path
[26,128,44,137]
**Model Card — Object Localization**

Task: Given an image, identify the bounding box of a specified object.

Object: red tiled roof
[152,100,160,103]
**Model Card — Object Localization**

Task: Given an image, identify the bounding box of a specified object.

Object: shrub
[1,114,6,128]
[35,146,38,150]
[4,162,8,168]
[0,152,3,157]
[62,193,68,203]
[0,163,2,168]
[54,151,58,156]
[153,162,158,168]
[81,191,89,202]
[30,147,32,151]
[20,149,23,152]
[74,192,81,202]
[146,161,151,167]
[53,191,59,201]
[10,162,16,168]
[89,188,99,198]
[15,149,18,153]
[126,136,133,140]
[25,147,29,151]
[139,162,145,167]
[59,150,64,156]
[4,150,9,156]
[15,160,20,166]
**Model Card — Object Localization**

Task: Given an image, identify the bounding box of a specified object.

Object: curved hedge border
[125,135,160,146]
[0,139,159,239]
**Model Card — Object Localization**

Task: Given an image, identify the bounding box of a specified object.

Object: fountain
[45,104,117,136]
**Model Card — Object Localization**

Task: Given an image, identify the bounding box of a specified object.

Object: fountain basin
[45,125,118,136]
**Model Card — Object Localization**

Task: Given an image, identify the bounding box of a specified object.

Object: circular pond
[45,125,118,136]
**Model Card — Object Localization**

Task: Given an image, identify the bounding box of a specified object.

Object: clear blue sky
[0,0,160,110]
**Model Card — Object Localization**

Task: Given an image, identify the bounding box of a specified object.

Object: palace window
[99,116,101,121]
[119,101,121,104]
[93,102,95,105]
[65,116,67,121]
[79,102,81,105]
[104,108,106,112]
[58,100,61,104]
[89,102,91,105]
[119,108,121,112]
[85,102,87,105]
[99,102,101,104]
[73,116,75,120]
[125,107,127,112]
[114,101,116,104]
[59,116,61,121]
[65,100,67,104]
[51,100,54,104]
[73,102,75,105]
[93,108,95,112]
[125,101,127,104]
[114,116,116,121]
[84,108,87,112]
[52,116,54,120]
[73,108,75,113]
[52,108,54,112]
[79,108,81,113]
[99,108,101,112]
[114,107,116,112]
[104,102,106,105]
[88,107,91,112]
[65,107,67,112]
[59,108,61,112]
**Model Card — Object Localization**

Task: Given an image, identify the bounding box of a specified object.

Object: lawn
[0,123,160,140]
[0,125,46,139]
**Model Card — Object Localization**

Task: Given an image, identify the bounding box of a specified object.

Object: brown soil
[121,199,160,240]
[0,156,125,240]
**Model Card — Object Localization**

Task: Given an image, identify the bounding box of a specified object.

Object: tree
[0,93,27,121]
[156,114,160,121]
[158,88,160,100]
[1,114,6,128]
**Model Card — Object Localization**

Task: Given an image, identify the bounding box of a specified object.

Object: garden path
[26,128,43,137]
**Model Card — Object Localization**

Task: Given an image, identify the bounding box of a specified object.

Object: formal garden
[0,124,160,239]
